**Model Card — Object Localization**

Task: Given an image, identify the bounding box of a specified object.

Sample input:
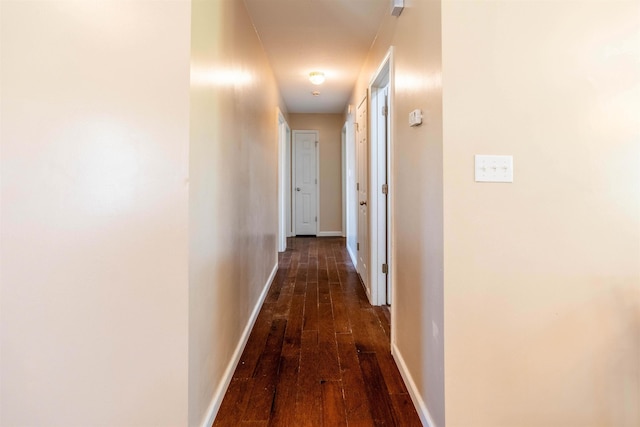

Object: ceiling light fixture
[309,71,325,85]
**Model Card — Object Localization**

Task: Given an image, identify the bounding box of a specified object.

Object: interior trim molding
[316,231,343,237]
[391,343,439,427]
[347,244,358,269]
[200,262,279,427]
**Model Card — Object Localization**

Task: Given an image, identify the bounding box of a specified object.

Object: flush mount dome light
[309,71,325,85]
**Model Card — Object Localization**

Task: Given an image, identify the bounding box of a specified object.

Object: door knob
[296,187,301,191]
[360,201,367,206]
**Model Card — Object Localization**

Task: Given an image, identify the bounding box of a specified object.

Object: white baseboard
[317,231,343,237]
[347,243,358,268]
[391,343,439,427]
[200,262,279,427]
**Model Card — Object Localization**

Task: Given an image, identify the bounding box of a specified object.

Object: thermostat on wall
[409,109,423,127]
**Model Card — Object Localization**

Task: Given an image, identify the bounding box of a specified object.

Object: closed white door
[356,97,369,294]
[293,130,318,236]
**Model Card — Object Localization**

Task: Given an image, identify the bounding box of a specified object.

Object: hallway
[213,237,421,426]
[2,1,638,426]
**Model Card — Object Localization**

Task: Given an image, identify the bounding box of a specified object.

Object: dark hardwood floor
[213,237,422,426]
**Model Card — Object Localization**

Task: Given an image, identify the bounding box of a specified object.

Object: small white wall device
[391,0,404,16]
[409,109,423,127]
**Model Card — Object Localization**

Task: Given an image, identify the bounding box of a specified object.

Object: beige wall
[442,1,640,426]
[289,113,344,234]
[1,0,285,426]
[349,2,445,426]
[189,0,284,425]
[351,1,640,427]
[1,1,191,426]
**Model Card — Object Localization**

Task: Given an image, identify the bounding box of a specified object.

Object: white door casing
[368,47,393,307]
[277,110,290,252]
[293,130,318,236]
[342,123,347,238]
[286,126,293,237]
[371,80,390,306]
[356,96,369,297]
[383,85,390,304]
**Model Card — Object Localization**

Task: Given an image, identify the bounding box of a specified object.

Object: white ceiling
[243,0,389,114]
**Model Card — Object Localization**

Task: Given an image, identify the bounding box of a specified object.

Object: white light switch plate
[475,155,513,182]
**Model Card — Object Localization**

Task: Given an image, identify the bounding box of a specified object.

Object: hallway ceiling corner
[243,0,388,114]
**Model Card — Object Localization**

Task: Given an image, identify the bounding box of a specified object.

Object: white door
[293,130,318,236]
[356,97,369,295]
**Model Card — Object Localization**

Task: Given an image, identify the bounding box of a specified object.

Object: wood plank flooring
[213,237,421,427]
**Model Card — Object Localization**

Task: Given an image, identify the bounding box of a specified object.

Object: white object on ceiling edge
[391,0,404,16]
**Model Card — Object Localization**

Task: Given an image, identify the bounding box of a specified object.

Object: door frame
[368,47,394,308]
[292,130,319,236]
[341,123,347,238]
[286,125,293,237]
[277,109,291,251]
